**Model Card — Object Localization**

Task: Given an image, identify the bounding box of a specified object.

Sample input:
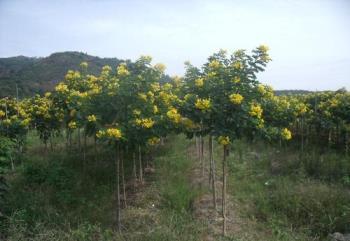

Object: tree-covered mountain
[0,52,124,98]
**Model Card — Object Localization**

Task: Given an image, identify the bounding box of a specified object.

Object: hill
[0,52,123,98]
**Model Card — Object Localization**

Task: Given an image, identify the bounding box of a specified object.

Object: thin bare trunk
[138,145,143,183]
[121,149,127,208]
[201,135,204,179]
[222,145,227,236]
[115,142,121,232]
[209,136,217,210]
[132,151,137,182]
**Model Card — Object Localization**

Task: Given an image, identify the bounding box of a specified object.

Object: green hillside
[0,52,123,98]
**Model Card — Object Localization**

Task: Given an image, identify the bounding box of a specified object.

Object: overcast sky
[0,0,349,90]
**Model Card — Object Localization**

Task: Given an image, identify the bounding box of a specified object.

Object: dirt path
[187,139,261,241]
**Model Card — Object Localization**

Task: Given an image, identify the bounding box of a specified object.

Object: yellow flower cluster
[135,118,155,128]
[218,136,230,146]
[87,115,96,122]
[117,63,130,76]
[229,93,244,105]
[167,107,181,123]
[257,84,266,95]
[106,128,122,139]
[55,83,68,93]
[148,137,160,145]
[96,128,122,139]
[138,93,148,102]
[133,109,141,116]
[20,118,31,127]
[281,128,292,140]
[153,105,159,114]
[209,60,220,69]
[154,63,166,73]
[68,121,77,129]
[150,83,160,92]
[249,103,263,118]
[195,78,204,87]
[195,98,211,111]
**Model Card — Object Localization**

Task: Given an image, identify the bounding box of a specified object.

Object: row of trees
[1,46,349,235]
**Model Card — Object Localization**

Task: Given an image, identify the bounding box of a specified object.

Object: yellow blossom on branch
[229,93,244,105]
[218,136,230,146]
[281,128,292,140]
[106,128,122,139]
[195,78,204,87]
[195,98,211,111]
[249,103,263,118]
[87,115,97,122]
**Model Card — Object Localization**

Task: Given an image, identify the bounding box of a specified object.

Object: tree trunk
[346,130,349,156]
[201,135,204,179]
[115,142,121,232]
[222,145,227,236]
[121,149,127,208]
[209,136,217,210]
[301,117,304,152]
[132,151,137,182]
[78,128,81,152]
[138,145,143,183]
[83,131,87,162]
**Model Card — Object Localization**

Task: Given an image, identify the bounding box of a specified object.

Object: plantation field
[0,48,349,240]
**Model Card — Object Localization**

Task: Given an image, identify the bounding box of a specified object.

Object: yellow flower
[102,65,112,72]
[207,72,216,78]
[150,83,160,92]
[218,136,230,146]
[44,92,51,98]
[229,93,244,105]
[154,63,166,72]
[167,107,181,123]
[153,105,159,114]
[68,121,77,129]
[20,118,31,127]
[133,109,141,116]
[142,118,155,128]
[148,137,160,145]
[163,83,173,91]
[87,115,96,122]
[249,103,263,118]
[281,128,292,140]
[257,84,266,95]
[195,78,204,87]
[232,76,240,83]
[0,110,5,118]
[135,118,155,128]
[106,128,122,139]
[209,60,220,69]
[138,93,147,102]
[96,130,105,138]
[258,45,269,53]
[55,83,68,93]
[117,63,129,76]
[195,98,211,111]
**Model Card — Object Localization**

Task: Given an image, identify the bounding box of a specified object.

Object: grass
[1,134,203,240]
[221,139,350,240]
[1,133,349,240]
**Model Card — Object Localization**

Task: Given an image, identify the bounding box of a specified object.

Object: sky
[0,0,349,90]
